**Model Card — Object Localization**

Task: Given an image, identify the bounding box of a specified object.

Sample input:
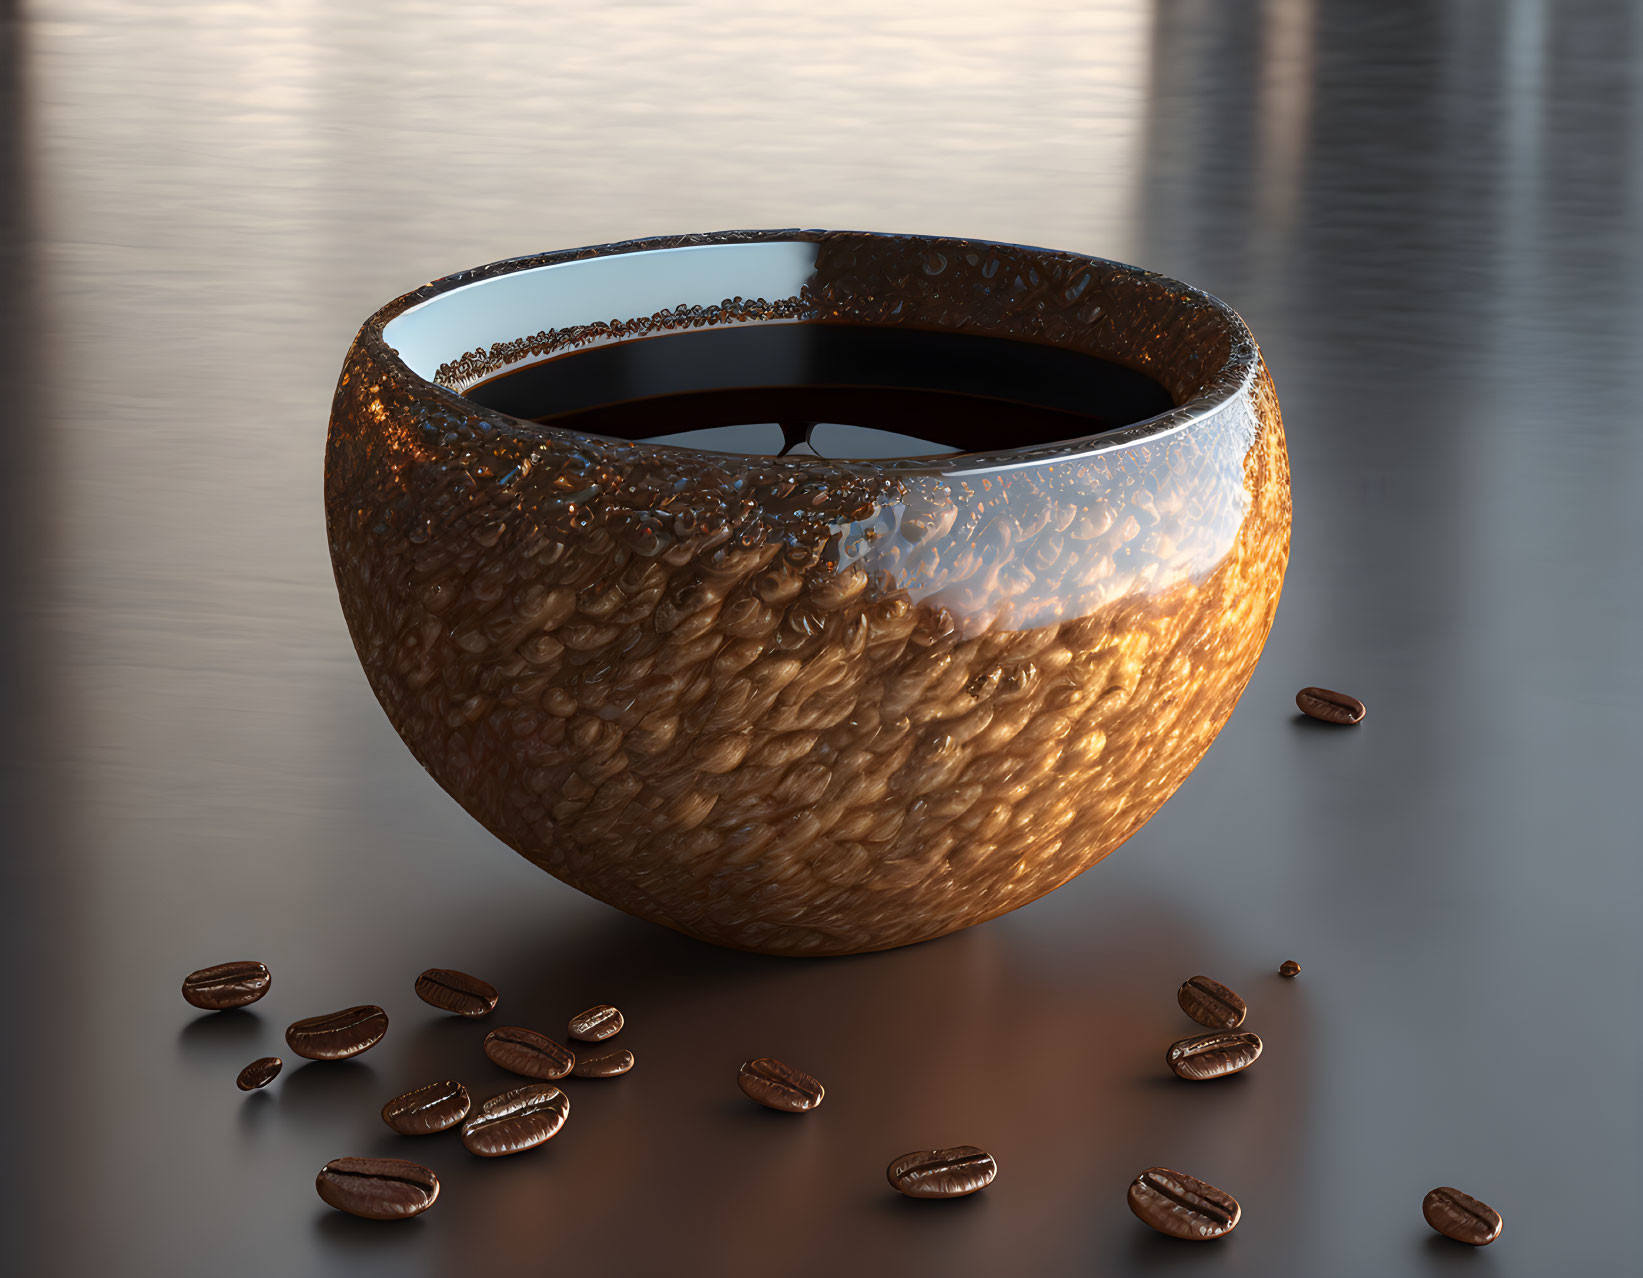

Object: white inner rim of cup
[383,241,820,383]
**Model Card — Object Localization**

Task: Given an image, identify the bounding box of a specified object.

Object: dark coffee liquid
[462,323,1174,457]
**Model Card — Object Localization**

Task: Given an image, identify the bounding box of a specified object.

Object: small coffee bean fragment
[182,961,270,1011]
[1423,1187,1503,1246]
[1166,1030,1263,1081]
[315,1157,439,1221]
[1177,975,1247,1029]
[1127,1167,1241,1241]
[567,1004,623,1042]
[572,1047,634,1078]
[737,1057,824,1112]
[461,1084,569,1157]
[1279,959,1302,977]
[886,1146,998,1199]
[414,968,498,1018]
[382,1080,471,1135]
[1296,686,1366,724]
[286,1005,389,1060]
[483,1026,574,1080]
[236,1056,282,1091]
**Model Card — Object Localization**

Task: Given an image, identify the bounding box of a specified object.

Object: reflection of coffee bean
[737,1057,824,1112]
[1127,1167,1240,1241]
[461,1084,570,1157]
[182,961,270,1011]
[285,1005,389,1060]
[414,968,498,1018]
[1278,959,1301,977]
[572,1047,634,1078]
[1176,975,1246,1029]
[1422,1187,1502,1246]
[1295,686,1365,724]
[886,1147,998,1199]
[1166,1030,1263,1081]
[567,1004,623,1042]
[484,1026,575,1079]
[381,1080,472,1135]
[236,1057,282,1091]
[315,1157,439,1220]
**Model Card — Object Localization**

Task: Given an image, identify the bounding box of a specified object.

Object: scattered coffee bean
[1423,1186,1503,1246]
[382,1080,472,1135]
[567,1004,623,1042]
[484,1026,574,1079]
[414,968,498,1018]
[181,961,270,1011]
[1127,1166,1241,1241]
[315,1156,439,1221]
[1296,686,1366,724]
[1279,959,1302,977]
[1166,1030,1263,1081]
[461,1084,570,1157]
[285,1005,389,1060]
[737,1057,825,1112]
[236,1056,282,1091]
[1177,975,1247,1029]
[886,1146,998,1199]
[572,1047,634,1078]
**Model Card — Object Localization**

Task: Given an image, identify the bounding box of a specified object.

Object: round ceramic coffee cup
[325,229,1290,956]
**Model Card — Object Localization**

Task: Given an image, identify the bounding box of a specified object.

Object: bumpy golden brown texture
[326,231,1290,955]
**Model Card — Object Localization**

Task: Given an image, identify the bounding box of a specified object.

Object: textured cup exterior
[325,230,1291,955]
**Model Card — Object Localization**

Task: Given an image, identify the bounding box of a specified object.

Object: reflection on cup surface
[326,229,1291,956]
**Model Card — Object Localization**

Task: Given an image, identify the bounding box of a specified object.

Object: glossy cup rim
[358,228,1261,475]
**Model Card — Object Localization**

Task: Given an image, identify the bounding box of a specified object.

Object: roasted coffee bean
[737,1057,825,1112]
[414,968,498,1018]
[315,1157,439,1220]
[1423,1187,1503,1246]
[1177,975,1246,1029]
[572,1047,634,1078]
[382,1080,471,1135]
[1127,1167,1241,1241]
[236,1056,282,1091]
[567,1004,623,1041]
[1166,1030,1263,1081]
[484,1026,574,1079]
[285,1005,389,1060]
[461,1084,570,1157]
[1296,686,1366,724]
[886,1146,998,1199]
[1279,959,1301,977]
[181,960,270,1011]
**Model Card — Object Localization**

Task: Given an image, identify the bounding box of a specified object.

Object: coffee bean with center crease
[886,1146,998,1199]
[737,1057,824,1112]
[1296,686,1366,724]
[572,1047,634,1078]
[1166,1030,1263,1080]
[315,1157,439,1221]
[236,1057,282,1091]
[461,1084,570,1157]
[1279,959,1301,977]
[1128,1167,1241,1241]
[484,1026,574,1079]
[414,968,498,1018]
[182,961,270,1011]
[1177,975,1246,1029]
[1423,1187,1503,1246]
[382,1080,472,1135]
[567,1004,623,1041]
[285,1005,389,1060]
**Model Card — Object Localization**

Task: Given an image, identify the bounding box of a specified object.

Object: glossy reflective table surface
[3,2,1638,1275]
